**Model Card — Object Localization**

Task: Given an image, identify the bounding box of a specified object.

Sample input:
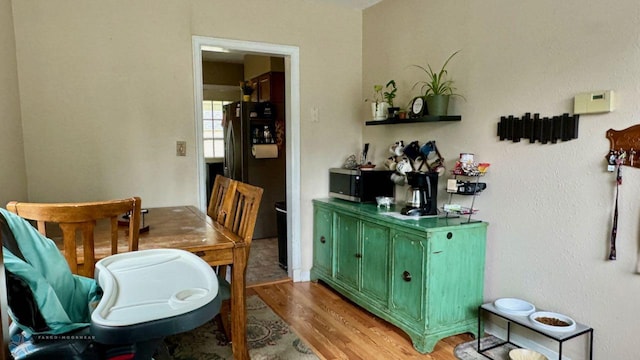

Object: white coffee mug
[390,173,406,185]
[389,141,405,157]
[396,158,412,175]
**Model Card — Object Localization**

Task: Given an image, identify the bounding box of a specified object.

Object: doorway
[191,36,302,282]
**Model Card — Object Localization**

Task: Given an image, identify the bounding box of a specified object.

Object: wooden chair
[6,197,142,278]
[207,175,236,225]
[217,181,263,341]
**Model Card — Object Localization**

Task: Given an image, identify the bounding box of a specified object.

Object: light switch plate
[176,141,186,156]
[574,90,614,114]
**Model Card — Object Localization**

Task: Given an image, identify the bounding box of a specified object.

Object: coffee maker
[401,171,439,216]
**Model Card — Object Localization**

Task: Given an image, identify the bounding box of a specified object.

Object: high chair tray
[91,249,219,327]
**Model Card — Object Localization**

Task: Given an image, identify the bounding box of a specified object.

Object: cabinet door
[249,79,259,102]
[390,230,426,324]
[426,227,486,328]
[334,212,359,289]
[361,221,389,304]
[258,74,271,102]
[312,206,333,278]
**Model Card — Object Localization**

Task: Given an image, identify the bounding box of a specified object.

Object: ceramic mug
[403,141,421,160]
[396,157,413,175]
[390,141,405,156]
[420,141,436,159]
[384,156,397,170]
[390,173,406,185]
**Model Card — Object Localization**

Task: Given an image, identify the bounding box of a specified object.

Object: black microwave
[329,168,394,203]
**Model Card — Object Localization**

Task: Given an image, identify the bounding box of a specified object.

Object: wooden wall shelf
[365,115,461,126]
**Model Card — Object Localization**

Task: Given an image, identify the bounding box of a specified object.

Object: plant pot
[242,94,251,102]
[371,102,389,121]
[425,95,450,116]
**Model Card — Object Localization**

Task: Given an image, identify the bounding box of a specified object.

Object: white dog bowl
[509,348,548,360]
[494,298,535,316]
[529,311,576,332]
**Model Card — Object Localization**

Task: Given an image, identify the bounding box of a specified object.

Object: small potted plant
[240,80,254,101]
[384,80,399,118]
[365,84,389,121]
[411,50,465,116]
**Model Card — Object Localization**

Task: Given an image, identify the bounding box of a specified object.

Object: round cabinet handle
[402,271,412,282]
[447,232,453,239]
[320,236,326,244]
[355,253,362,258]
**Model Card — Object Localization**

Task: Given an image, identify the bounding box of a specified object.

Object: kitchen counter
[313,198,487,232]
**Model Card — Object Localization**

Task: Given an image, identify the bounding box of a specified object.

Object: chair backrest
[6,197,141,278]
[208,175,236,225]
[220,182,263,245]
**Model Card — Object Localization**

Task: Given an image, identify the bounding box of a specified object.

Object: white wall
[0,0,27,206]
[364,0,640,358]
[11,0,362,277]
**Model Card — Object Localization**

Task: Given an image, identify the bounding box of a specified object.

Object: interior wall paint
[202,89,240,102]
[364,0,640,358]
[202,61,244,86]
[12,1,196,206]
[243,54,272,80]
[11,0,362,275]
[0,0,27,206]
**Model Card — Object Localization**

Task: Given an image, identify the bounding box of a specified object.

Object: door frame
[192,36,302,281]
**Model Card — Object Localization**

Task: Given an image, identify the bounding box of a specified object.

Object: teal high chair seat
[0,208,220,359]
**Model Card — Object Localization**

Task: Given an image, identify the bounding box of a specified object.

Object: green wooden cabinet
[311,198,487,354]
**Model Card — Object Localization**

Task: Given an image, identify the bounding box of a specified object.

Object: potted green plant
[240,80,254,101]
[411,50,464,116]
[365,84,389,121]
[384,80,399,118]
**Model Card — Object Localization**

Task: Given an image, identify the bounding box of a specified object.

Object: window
[203,100,231,159]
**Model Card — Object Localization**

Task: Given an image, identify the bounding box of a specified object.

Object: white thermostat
[574,90,614,114]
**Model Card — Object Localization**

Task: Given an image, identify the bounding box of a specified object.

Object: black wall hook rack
[497,112,579,144]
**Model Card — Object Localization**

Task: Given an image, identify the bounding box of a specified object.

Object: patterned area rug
[454,335,517,360]
[164,295,319,360]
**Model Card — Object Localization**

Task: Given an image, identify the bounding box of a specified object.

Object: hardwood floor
[250,280,473,360]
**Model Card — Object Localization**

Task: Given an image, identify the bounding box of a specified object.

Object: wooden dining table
[50,206,251,360]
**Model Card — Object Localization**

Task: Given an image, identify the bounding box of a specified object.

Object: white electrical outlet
[311,107,319,122]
